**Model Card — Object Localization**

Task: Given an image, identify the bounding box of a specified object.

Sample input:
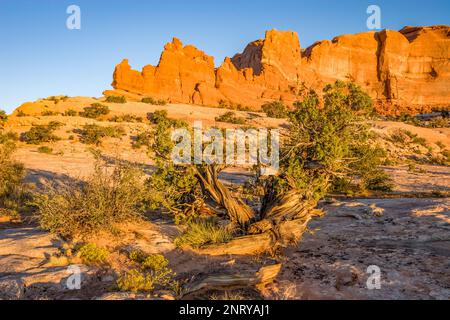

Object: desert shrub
[80,103,110,119]
[174,219,233,248]
[37,146,53,154]
[436,141,445,149]
[0,143,29,217]
[141,97,167,106]
[0,110,7,127]
[132,131,152,149]
[106,95,127,104]
[365,171,394,192]
[261,101,288,118]
[147,110,188,128]
[118,253,174,293]
[78,124,125,145]
[411,136,428,147]
[20,121,62,144]
[16,110,28,117]
[109,114,143,123]
[0,131,19,144]
[215,111,246,125]
[63,109,78,117]
[117,270,155,293]
[143,110,196,219]
[77,243,110,265]
[37,157,147,238]
[41,110,60,116]
[46,96,69,104]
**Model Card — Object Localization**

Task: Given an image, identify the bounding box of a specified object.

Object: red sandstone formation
[106,26,450,115]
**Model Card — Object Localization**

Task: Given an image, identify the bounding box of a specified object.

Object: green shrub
[389,129,408,144]
[141,254,169,271]
[20,121,62,144]
[77,243,110,265]
[63,109,78,117]
[147,110,188,128]
[436,141,445,149]
[132,131,152,149]
[412,136,428,147]
[174,219,233,248]
[109,114,143,123]
[0,110,8,127]
[106,96,127,104]
[37,146,53,154]
[215,111,246,125]
[0,143,28,218]
[37,157,147,238]
[365,171,394,192]
[118,253,174,293]
[80,103,110,119]
[0,132,19,144]
[78,124,125,145]
[261,101,288,118]
[117,269,155,293]
[16,110,28,117]
[141,97,167,106]
[41,110,60,116]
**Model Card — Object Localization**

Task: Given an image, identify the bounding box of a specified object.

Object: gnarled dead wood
[194,164,255,226]
[182,264,282,296]
[196,218,312,256]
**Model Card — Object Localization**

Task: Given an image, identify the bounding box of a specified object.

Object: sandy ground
[1,100,449,300]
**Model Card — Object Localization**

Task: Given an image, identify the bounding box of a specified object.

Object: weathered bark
[182,264,281,296]
[194,164,255,226]
[196,218,312,256]
[192,165,324,254]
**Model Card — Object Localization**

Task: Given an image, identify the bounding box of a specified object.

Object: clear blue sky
[1,0,449,113]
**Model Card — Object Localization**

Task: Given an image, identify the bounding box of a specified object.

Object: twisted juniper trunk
[194,164,323,248]
[194,165,255,226]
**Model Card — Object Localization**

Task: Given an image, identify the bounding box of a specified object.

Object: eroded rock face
[108,26,450,115]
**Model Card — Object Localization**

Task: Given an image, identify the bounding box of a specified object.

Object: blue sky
[0,0,449,113]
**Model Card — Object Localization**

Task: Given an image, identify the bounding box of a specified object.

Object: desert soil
[1,99,449,300]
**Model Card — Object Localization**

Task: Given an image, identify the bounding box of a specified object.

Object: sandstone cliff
[107,26,450,115]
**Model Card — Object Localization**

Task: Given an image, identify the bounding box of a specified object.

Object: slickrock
[108,26,450,115]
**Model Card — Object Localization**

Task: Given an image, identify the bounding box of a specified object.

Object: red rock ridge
[106,26,450,115]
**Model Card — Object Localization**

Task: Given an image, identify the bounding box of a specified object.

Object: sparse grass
[77,243,110,265]
[215,111,246,125]
[141,97,167,106]
[20,121,63,144]
[261,101,288,118]
[174,218,233,248]
[106,95,127,104]
[37,146,53,154]
[78,124,125,145]
[210,291,246,300]
[80,103,110,119]
[37,157,147,239]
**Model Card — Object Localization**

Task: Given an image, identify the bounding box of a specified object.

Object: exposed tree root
[182,264,282,296]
